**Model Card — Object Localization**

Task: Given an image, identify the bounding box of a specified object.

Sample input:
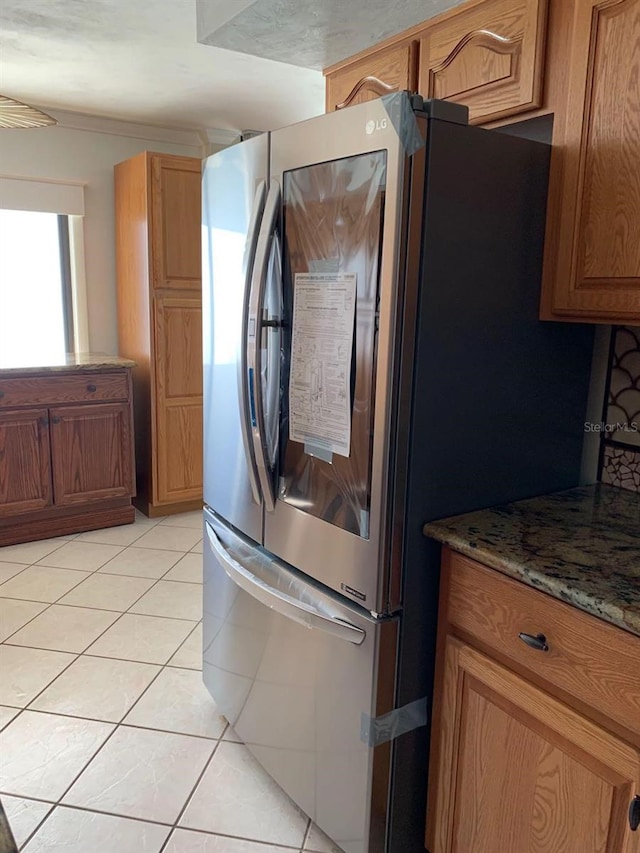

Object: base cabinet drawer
[0,373,129,408]
[446,551,640,738]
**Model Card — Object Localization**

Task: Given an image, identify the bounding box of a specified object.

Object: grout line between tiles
[0,536,73,567]
[301,817,312,851]
[0,599,57,645]
[157,739,221,852]
[1,639,199,668]
[0,564,31,587]
[167,619,201,667]
[161,823,304,852]
[11,798,55,852]
[13,799,175,850]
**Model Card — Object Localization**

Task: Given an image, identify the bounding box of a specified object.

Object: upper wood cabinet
[150,156,202,291]
[325,41,418,111]
[418,0,547,123]
[540,0,640,323]
[324,0,639,323]
[115,151,203,517]
[323,0,547,122]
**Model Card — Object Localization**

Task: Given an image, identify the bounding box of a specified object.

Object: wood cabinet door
[50,403,134,505]
[150,155,202,291]
[426,637,640,853]
[418,0,547,124]
[0,409,52,516]
[325,41,418,111]
[153,295,203,505]
[541,0,640,322]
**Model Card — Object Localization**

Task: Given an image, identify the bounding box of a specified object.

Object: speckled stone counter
[424,484,640,637]
[0,353,135,375]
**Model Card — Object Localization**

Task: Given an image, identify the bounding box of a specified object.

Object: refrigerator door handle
[206,521,366,645]
[238,180,267,506]
[247,178,280,512]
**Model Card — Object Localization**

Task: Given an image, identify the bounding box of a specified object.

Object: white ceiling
[0,0,326,133]
[197,0,462,70]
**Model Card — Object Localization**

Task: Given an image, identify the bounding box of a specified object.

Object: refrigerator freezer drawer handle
[206,523,366,646]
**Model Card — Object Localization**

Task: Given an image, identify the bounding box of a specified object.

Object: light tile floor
[0,510,339,853]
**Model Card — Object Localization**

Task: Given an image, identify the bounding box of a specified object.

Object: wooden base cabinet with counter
[0,362,136,546]
[426,549,640,853]
[115,151,203,518]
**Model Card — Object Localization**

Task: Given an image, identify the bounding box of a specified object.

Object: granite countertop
[424,484,640,637]
[0,353,135,375]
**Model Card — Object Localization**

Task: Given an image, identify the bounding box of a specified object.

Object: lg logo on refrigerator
[365,118,388,134]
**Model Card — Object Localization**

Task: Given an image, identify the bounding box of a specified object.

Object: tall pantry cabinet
[115,152,203,517]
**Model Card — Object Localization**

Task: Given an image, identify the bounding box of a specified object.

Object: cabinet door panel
[419,0,547,124]
[0,409,52,516]
[50,403,134,505]
[427,638,640,853]
[154,295,203,504]
[151,155,201,290]
[158,404,203,501]
[325,41,418,111]
[544,0,640,320]
[155,296,203,399]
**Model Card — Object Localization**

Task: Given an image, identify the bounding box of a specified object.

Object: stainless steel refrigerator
[201,95,594,853]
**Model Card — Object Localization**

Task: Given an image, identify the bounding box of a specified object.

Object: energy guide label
[289,272,357,458]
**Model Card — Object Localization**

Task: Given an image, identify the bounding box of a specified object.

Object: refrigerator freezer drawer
[203,511,396,853]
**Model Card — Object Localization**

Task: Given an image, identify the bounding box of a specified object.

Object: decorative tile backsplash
[599,326,640,493]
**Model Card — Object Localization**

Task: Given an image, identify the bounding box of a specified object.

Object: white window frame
[0,176,88,354]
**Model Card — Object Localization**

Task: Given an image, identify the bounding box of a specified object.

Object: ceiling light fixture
[0,95,57,129]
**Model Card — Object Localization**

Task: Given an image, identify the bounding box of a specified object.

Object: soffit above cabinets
[196,0,465,70]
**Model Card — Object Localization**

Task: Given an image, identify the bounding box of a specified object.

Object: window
[0,209,74,367]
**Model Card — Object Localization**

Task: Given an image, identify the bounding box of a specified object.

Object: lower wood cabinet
[0,408,52,515]
[50,403,134,505]
[430,637,640,852]
[426,549,640,853]
[0,366,136,546]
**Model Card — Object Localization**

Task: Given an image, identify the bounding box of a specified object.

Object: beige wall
[0,118,202,355]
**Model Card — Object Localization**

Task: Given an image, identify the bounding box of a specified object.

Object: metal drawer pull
[518,632,549,652]
[0,390,4,398]
[630,795,640,831]
[87,383,97,392]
